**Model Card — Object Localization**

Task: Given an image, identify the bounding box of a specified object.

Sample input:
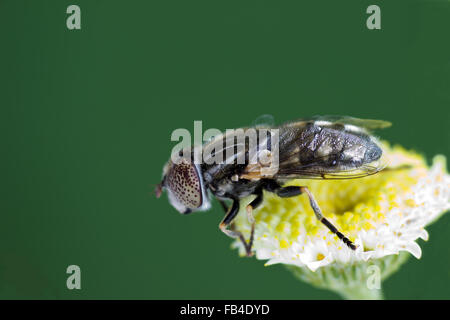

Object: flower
[231,143,450,299]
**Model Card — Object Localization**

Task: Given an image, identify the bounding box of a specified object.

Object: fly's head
[157,157,210,214]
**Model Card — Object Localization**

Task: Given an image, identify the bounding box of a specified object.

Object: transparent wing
[274,161,387,180]
[252,114,275,128]
[286,115,392,131]
[274,134,388,180]
[240,160,386,181]
[240,126,388,181]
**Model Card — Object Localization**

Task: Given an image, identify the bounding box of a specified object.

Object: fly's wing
[241,149,386,180]
[274,160,386,180]
[252,114,275,128]
[241,162,385,180]
[240,121,387,181]
[286,115,392,132]
[241,148,386,180]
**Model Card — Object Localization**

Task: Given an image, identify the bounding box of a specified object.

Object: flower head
[232,143,450,298]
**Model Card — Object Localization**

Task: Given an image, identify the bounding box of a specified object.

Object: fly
[156,116,390,256]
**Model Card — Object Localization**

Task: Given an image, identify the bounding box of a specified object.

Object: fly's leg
[219,198,254,257]
[299,186,357,250]
[242,189,263,255]
[265,182,357,250]
[218,199,229,212]
[246,189,263,224]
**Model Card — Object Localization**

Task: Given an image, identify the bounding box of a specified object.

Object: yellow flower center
[235,145,428,250]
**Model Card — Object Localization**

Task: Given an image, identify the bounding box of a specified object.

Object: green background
[1,0,449,299]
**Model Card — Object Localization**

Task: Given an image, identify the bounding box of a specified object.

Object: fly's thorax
[209,176,262,199]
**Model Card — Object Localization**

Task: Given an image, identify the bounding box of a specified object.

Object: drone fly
[156,116,390,256]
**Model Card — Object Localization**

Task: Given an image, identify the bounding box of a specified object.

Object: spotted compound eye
[166,159,203,211]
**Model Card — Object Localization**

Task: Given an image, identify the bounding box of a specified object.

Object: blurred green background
[1,0,449,299]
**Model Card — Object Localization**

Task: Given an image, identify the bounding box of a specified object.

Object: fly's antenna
[154,183,163,198]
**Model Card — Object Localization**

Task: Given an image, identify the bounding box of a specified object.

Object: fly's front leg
[243,189,264,255]
[265,182,357,250]
[246,189,263,223]
[219,198,254,257]
[218,199,229,213]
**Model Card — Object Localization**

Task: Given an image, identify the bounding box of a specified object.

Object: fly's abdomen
[299,125,382,170]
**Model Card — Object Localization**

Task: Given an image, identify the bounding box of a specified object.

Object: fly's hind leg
[300,186,357,250]
[265,182,357,250]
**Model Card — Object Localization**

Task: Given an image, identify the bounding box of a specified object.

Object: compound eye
[166,159,203,211]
